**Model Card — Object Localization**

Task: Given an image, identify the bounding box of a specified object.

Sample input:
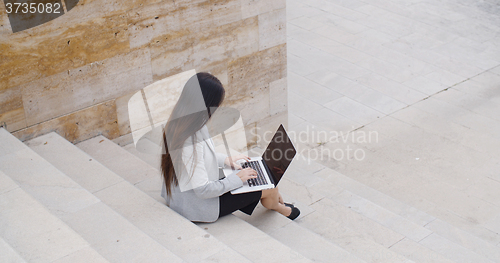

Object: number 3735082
[5,2,62,14]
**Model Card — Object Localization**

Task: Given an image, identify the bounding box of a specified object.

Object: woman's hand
[224,154,251,170]
[236,168,258,183]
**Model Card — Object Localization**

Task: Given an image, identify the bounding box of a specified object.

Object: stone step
[385,107,500,246]
[198,215,311,262]
[125,142,411,263]
[29,132,245,263]
[124,142,385,263]
[297,199,414,263]
[226,145,489,262]
[77,135,255,262]
[288,156,437,225]
[296,157,500,262]
[0,129,182,263]
[388,238,457,263]
[245,209,368,263]
[0,237,26,263]
[332,187,500,262]
[424,219,500,263]
[120,139,318,262]
[330,189,433,242]
[123,142,160,170]
[233,190,365,261]
[234,189,404,263]
[418,233,496,263]
[281,155,498,263]
[239,190,452,263]
[227,159,413,262]
[0,169,107,263]
[124,137,490,263]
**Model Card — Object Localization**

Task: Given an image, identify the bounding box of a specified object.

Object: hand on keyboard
[225,154,251,170]
[236,168,257,183]
[242,161,268,187]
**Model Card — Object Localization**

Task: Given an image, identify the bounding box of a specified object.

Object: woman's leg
[260,187,292,216]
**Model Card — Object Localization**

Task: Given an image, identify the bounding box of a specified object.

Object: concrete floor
[287,0,500,248]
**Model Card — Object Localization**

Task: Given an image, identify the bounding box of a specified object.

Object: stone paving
[287,0,500,252]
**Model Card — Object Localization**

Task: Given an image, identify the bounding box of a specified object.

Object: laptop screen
[262,124,296,186]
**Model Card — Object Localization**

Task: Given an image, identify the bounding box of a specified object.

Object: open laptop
[223,124,296,194]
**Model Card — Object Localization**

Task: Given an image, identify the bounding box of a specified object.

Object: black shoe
[287,206,300,220]
[284,203,295,208]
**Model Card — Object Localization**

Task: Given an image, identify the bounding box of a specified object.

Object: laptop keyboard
[241,161,268,187]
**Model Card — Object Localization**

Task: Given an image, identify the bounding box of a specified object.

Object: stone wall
[0,0,287,147]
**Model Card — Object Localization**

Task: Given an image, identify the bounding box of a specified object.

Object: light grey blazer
[161,126,243,222]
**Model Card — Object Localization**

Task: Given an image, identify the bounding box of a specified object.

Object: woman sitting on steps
[160,72,300,223]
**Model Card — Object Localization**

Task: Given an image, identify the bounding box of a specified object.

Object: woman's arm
[182,141,243,199]
[215,152,227,168]
[192,171,243,199]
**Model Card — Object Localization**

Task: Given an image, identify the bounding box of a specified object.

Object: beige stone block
[126,1,181,48]
[28,0,163,29]
[212,117,249,154]
[258,8,286,50]
[115,92,134,136]
[227,84,270,126]
[0,108,26,133]
[20,49,152,126]
[151,16,259,81]
[50,0,163,28]
[226,43,286,103]
[197,60,229,87]
[210,0,243,29]
[0,4,11,36]
[0,89,23,113]
[129,0,242,48]
[241,0,286,19]
[0,88,26,132]
[150,34,193,81]
[13,100,119,143]
[0,13,130,90]
[163,0,242,34]
[0,88,17,112]
[269,77,287,115]
[126,69,196,146]
[142,70,196,125]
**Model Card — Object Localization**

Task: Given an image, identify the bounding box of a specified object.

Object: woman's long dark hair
[161,72,225,197]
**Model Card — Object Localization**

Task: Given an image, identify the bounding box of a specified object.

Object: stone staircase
[1,127,498,262]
